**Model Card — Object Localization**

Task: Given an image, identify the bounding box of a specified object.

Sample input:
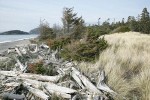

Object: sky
[0,0,150,32]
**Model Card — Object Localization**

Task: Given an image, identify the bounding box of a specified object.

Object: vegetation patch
[61,37,108,62]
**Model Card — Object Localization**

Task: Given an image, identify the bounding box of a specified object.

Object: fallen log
[14,57,27,72]
[97,70,117,95]
[44,82,77,94]
[4,82,20,87]
[23,79,77,99]
[23,82,49,100]
[0,71,63,82]
[15,47,23,56]
[71,67,107,98]
[0,71,18,77]
[44,84,74,99]
[71,68,85,89]
[20,73,63,82]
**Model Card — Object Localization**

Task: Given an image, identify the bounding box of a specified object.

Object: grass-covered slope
[78,32,150,100]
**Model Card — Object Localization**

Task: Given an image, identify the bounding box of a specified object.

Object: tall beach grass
[78,32,150,100]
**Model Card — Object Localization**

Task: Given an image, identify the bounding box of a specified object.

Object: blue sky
[0,0,150,32]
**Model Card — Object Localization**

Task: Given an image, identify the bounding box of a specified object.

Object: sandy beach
[0,39,31,53]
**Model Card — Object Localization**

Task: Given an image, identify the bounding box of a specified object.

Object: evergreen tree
[121,18,125,25]
[128,16,138,31]
[72,16,85,39]
[62,7,77,34]
[39,21,56,40]
[140,7,150,34]
[62,7,85,39]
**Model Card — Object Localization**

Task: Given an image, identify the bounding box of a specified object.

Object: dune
[78,32,150,100]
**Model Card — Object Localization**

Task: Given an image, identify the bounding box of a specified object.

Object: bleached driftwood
[71,68,85,89]
[20,73,63,82]
[4,82,20,87]
[28,44,38,53]
[7,48,16,54]
[0,71,18,77]
[0,71,63,82]
[71,67,107,98]
[50,50,58,61]
[44,82,77,94]
[23,82,49,100]
[57,80,78,89]
[40,43,49,49]
[97,70,117,95]
[23,79,77,99]
[19,47,27,54]
[44,83,76,99]
[23,79,42,89]
[15,57,27,72]
[15,47,23,56]
[71,67,101,93]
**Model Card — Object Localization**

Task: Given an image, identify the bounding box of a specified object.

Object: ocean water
[0,34,38,43]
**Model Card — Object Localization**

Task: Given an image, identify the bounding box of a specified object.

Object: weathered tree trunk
[23,82,49,100]
[71,67,107,98]
[20,73,63,82]
[0,71,18,77]
[97,70,117,95]
[0,71,63,82]
[15,47,23,56]
[15,57,27,72]
[23,79,77,99]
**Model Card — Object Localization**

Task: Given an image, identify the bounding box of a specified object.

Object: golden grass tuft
[78,32,150,99]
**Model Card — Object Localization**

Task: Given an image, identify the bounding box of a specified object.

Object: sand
[0,39,31,53]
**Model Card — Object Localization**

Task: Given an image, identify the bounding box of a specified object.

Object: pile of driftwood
[0,43,117,100]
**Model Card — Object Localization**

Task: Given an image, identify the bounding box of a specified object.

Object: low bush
[61,37,108,62]
[27,61,58,75]
[28,61,46,74]
[46,36,71,50]
[111,26,130,33]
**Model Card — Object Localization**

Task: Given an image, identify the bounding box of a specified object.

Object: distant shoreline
[0,39,31,53]
[0,37,37,44]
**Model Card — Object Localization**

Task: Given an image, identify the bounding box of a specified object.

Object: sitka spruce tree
[62,7,77,34]
[39,20,56,40]
[62,7,85,39]
[140,7,150,34]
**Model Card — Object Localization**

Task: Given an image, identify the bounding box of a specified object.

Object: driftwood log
[23,82,49,100]
[0,71,63,82]
[97,70,117,95]
[23,79,77,99]
[71,67,107,99]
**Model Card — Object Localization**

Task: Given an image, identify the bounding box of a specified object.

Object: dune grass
[78,32,150,100]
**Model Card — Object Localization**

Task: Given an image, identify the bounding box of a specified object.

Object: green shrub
[28,61,46,75]
[111,26,130,33]
[39,21,56,40]
[46,36,71,50]
[36,63,46,74]
[61,37,108,62]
